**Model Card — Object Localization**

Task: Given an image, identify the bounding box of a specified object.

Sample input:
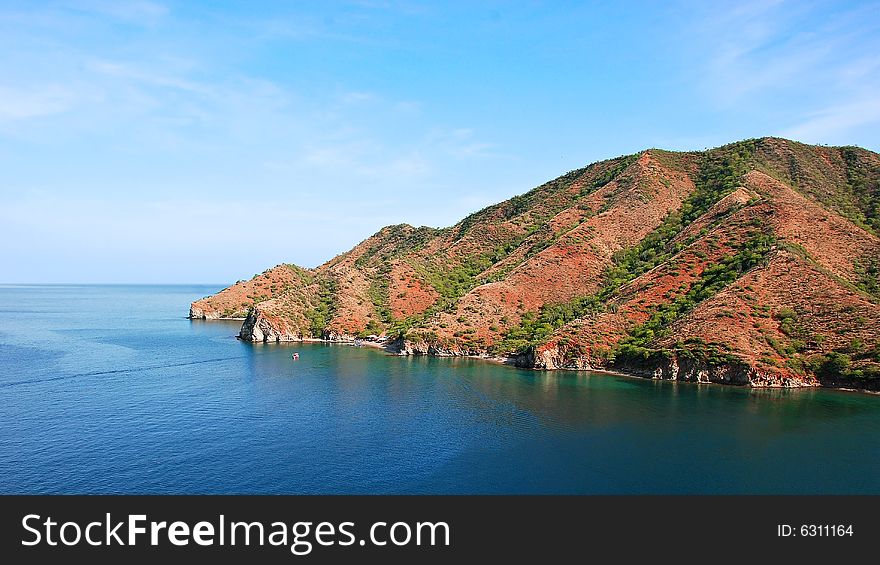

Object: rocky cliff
[192,138,880,389]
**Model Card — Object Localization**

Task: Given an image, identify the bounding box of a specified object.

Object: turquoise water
[1,284,878,494]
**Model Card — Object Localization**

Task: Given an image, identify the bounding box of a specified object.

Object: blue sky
[2,0,879,283]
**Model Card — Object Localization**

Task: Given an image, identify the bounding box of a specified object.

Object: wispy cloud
[296,123,496,187]
[695,0,825,105]
[780,97,880,142]
[681,0,880,142]
[0,84,73,120]
[339,91,377,104]
[8,1,877,282]
[87,60,211,94]
[62,0,168,22]
[430,128,496,159]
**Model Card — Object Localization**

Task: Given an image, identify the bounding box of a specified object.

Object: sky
[2,0,879,284]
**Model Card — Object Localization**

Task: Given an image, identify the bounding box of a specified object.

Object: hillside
[191,138,880,389]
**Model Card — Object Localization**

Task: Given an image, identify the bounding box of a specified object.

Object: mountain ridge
[191,137,880,390]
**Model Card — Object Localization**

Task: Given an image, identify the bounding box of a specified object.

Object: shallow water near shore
[1,284,879,494]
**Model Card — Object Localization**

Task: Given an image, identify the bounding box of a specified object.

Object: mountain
[191,138,880,390]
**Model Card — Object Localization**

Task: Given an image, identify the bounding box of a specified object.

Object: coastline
[219,309,880,393]
[230,332,880,395]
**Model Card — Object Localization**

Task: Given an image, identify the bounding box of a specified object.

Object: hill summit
[192,138,880,389]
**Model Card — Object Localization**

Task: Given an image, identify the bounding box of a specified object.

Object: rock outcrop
[238,308,301,342]
[188,304,218,320]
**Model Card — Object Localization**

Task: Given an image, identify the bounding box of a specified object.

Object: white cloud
[428,127,497,159]
[0,2,516,281]
[395,100,422,113]
[694,0,827,105]
[340,91,377,104]
[779,97,880,142]
[62,0,168,21]
[0,85,73,120]
[675,0,880,145]
[87,60,211,95]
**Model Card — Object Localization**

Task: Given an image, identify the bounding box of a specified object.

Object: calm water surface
[1,284,878,494]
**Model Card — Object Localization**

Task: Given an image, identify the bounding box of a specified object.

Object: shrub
[808,352,852,379]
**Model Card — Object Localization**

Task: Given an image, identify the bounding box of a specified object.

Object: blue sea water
[0,284,878,494]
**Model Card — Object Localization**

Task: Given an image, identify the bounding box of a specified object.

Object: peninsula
[192,138,880,390]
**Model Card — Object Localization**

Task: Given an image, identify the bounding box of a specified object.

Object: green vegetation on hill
[350,158,641,332]
[838,147,880,235]
[381,255,498,340]
[752,140,880,237]
[367,264,393,324]
[494,140,759,354]
[581,153,640,195]
[353,225,440,270]
[455,164,594,238]
[382,155,638,337]
[854,258,880,298]
[304,276,337,337]
[613,232,775,364]
[604,141,756,289]
[399,156,635,315]
[807,351,880,381]
[419,255,494,309]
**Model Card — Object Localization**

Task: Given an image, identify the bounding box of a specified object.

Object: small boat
[292,352,300,360]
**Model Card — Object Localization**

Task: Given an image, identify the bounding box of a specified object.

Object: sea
[1,284,878,494]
